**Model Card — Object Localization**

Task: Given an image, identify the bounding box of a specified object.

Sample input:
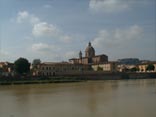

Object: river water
[0,79,156,117]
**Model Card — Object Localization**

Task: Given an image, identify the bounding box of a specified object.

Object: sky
[0,0,156,62]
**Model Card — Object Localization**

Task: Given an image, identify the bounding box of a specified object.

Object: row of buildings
[32,42,156,77]
[32,42,117,76]
[0,62,14,77]
[0,42,156,77]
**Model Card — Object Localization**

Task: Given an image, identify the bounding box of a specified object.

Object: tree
[14,58,30,75]
[130,67,137,72]
[146,64,155,71]
[31,59,41,75]
[97,66,103,71]
[130,67,139,72]
[32,59,41,67]
[88,66,93,71]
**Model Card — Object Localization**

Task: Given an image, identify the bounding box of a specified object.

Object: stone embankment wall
[60,72,156,80]
[126,72,156,79]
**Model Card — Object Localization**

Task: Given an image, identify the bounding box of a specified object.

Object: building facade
[138,62,156,72]
[33,62,89,76]
[0,62,15,77]
[91,62,117,72]
[69,42,108,64]
[117,64,137,72]
[32,42,116,76]
[117,58,140,65]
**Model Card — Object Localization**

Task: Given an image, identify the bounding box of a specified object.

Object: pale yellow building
[138,64,147,72]
[91,62,117,72]
[33,62,89,76]
[117,64,137,72]
[138,62,156,72]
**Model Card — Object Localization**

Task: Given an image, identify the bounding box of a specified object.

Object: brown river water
[0,79,156,117]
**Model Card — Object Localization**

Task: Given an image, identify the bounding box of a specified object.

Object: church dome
[85,42,95,58]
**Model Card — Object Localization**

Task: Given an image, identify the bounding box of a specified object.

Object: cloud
[89,0,149,13]
[31,43,56,52]
[60,35,73,43]
[17,11,40,24]
[43,4,52,8]
[32,22,73,43]
[89,0,128,13]
[31,43,67,61]
[32,22,59,37]
[16,11,74,43]
[64,51,78,59]
[14,10,84,61]
[17,11,29,23]
[92,25,143,48]
[0,50,9,56]
[31,43,79,61]
[91,25,146,60]
[0,50,11,61]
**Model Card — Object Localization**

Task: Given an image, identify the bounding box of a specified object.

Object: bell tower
[79,51,82,59]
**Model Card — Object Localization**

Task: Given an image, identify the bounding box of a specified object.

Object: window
[49,72,51,76]
[64,68,66,71]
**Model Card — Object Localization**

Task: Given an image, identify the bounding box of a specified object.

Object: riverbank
[0,76,85,85]
[0,72,155,85]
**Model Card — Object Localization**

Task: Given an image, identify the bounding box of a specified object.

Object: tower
[85,42,95,58]
[79,50,82,59]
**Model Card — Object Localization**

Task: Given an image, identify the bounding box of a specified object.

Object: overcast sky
[0,0,156,62]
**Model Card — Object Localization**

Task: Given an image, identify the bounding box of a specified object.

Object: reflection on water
[0,79,156,117]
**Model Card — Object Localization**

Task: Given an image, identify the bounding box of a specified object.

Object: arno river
[0,79,156,117]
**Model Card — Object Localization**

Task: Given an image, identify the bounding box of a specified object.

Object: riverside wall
[55,71,156,80]
[0,72,155,85]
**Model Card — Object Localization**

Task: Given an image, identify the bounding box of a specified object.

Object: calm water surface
[0,79,156,117]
